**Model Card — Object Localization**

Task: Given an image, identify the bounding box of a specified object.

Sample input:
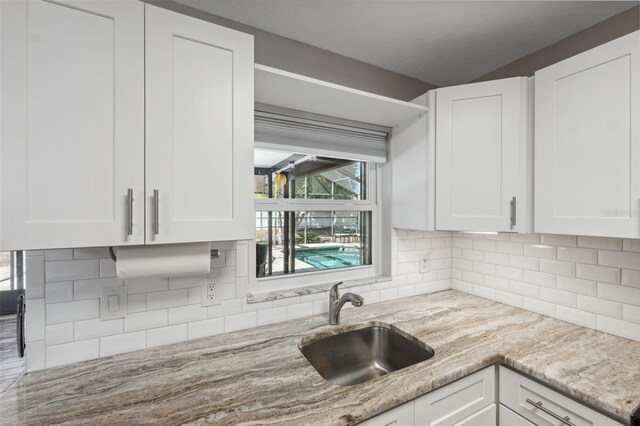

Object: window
[254,151,377,282]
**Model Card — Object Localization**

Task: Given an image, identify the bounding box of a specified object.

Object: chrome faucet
[328,282,364,325]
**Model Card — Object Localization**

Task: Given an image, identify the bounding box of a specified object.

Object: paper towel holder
[108,247,219,262]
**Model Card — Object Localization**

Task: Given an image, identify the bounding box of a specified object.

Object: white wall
[24,229,452,371]
[451,233,640,341]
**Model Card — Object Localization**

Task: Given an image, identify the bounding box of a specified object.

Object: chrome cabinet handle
[16,294,25,358]
[510,196,517,229]
[127,188,134,236]
[525,398,576,426]
[153,189,160,235]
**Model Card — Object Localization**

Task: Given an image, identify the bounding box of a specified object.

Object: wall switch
[201,277,217,306]
[419,252,431,274]
[100,285,127,319]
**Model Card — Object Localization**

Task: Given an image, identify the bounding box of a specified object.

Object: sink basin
[299,323,434,386]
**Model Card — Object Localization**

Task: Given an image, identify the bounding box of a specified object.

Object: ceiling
[174,0,637,86]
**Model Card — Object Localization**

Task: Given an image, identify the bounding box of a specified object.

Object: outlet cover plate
[100,285,127,319]
[201,277,217,306]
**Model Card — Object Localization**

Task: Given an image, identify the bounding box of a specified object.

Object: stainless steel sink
[299,323,435,386]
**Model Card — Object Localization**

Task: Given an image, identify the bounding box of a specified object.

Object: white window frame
[248,159,381,293]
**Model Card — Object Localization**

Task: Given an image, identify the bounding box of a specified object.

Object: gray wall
[147,0,437,101]
[474,5,639,82]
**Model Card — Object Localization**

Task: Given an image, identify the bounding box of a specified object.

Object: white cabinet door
[145,5,254,244]
[535,31,640,238]
[499,367,624,426]
[414,366,496,426]
[360,401,415,426]
[498,404,534,426]
[453,403,496,426]
[435,77,532,232]
[391,92,436,231]
[0,0,144,250]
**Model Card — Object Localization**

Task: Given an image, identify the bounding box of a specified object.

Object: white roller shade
[255,111,388,163]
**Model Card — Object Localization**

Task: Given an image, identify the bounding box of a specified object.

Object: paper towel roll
[115,243,211,280]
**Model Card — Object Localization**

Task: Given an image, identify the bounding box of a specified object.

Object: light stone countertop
[1,290,639,425]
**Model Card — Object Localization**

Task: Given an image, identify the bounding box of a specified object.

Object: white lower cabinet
[360,366,495,426]
[414,367,495,425]
[498,404,534,426]
[455,403,496,426]
[361,366,625,426]
[499,367,624,426]
[360,400,415,426]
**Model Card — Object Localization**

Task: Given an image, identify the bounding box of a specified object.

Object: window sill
[246,274,391,304]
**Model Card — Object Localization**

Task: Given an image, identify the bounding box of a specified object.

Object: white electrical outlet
[419,252,431,274]
[201,277,217,306]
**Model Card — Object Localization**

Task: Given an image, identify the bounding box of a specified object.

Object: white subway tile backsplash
[495,265,523,281]
[523,244,556,260]
[28,232,640,373]
[598,282,640,305]
[577,236,622,251]
[523,270,556,288]
[598,250,640,270]
[188,318,225,340]
[73,247,110,260]
[496,241,523,255]
[124,309,168,332]
[26,341,45,372]
[46,259,100,282]
[147,289,188,310]
[100,332,146,357]
[74,318,123,341]
[540,234,576,247]
[207,299,242,318]
[224,312,257,332]
[523,297,556,317]
[257,307,287,325]
[26,299,45,342]
[484,252,509,266]
[45,249,74,261]
[557,247,597,265]
[46,299,99,325]
[46,323,74,345]
[127,293,147,313]
[168,304,207,325]
[147,324,188,348]
[508,281,539,298]
[26,256,45,299]
[74,277,121,300]
[556,306,596,328]
[126,277,168,294]
[597,315,640,341]
[46,339,99,368]
[46,281,73,303]
[508,255,539,271]
[556,276,597,296]
[540,287,577,307]
[576,264,621,284]
[622,269,640,288]
[577,295,622,318]
[539,259,576,277]
[623,239,640,253]
[623,304,640,325]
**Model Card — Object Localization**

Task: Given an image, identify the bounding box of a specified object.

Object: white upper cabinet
[535,31,640,238]
[145,5,254,244]
[435,77,532,232]
[0,0,145,250]
[391,92,436,231]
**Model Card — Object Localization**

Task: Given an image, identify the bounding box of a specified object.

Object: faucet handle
[329,281,343,294]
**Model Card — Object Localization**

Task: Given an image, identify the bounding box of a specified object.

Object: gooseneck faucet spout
[328,282,364,325]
